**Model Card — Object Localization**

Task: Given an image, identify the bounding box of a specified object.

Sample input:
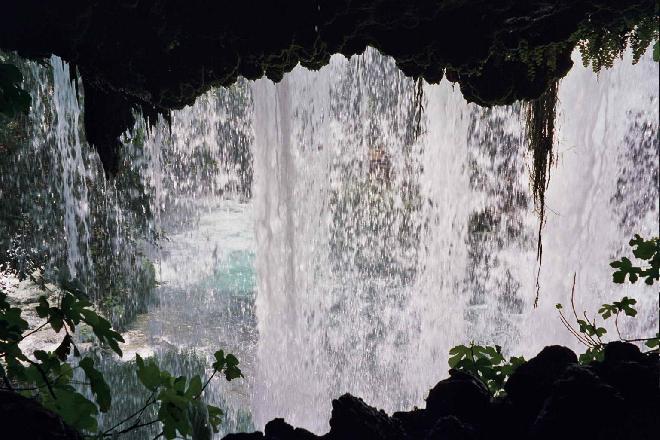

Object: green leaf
[0,307,29,341]
[448,345,470,368]
[54,334,73,361]
[224,365,243,381]
[223,353,243,381]
[158,387,193,438]
[36,296,50,318]
[207,404,223,433]
[173,376,187,393]
[45,388,99,433]
[579,346,605,364]
[136,354,162,391]
[162,419,177,440]
[186,375,202,398]
[610,237,659,285]
[631,236,656,260]
[212,350,225,371]
[225,353,239,366]
[79,357,111,412]
[50,312,64,333]
[612,271,626,283]
[189,399,212,440]
[80,309,124,356]
[622,306,637,317]
[447,343,522,395]
[598,304,614,319]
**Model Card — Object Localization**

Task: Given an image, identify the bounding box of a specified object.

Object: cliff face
[224,342,659,440]
[1,1,655,172]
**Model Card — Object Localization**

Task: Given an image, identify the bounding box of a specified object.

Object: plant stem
[102,390,157,435]
[196,369,217,399]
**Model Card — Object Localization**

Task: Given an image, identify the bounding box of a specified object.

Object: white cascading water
[18,57,96,280]
[251,51,473,429]
[2,46,656,438]
[50,57,95,280]
[250,48,658,433]
[527,50,659,352]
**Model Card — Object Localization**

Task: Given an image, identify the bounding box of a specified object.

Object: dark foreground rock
[227,343,658,440]
[0,390,82,440]
[1,1,655,173]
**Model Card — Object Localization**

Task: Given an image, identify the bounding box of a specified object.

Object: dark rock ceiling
[1,0,655,173]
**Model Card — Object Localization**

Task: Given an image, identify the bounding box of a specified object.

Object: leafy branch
[1,276,242,438]
[448,343,525,396]
[450,235,658,393]
[609,235,659,285]
[555,235,659,363]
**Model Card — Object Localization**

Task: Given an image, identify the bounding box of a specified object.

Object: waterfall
[250,48,497,431]
[251,48,658,433]
[2,55,159,325]
[524,49,660,352]
[50,57,94,279]
[1,44,656,439]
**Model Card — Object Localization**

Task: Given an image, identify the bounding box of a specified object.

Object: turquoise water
[200,250,256,297]
[93,200,258,438]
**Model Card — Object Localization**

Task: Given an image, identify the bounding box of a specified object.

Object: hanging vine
[524,79,559,306]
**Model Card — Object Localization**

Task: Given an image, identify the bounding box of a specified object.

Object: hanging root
[526,79,559,258]
[412,77,425,140]
[526,79,559,306]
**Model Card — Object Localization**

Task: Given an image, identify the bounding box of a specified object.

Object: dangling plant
[555,235,659,363]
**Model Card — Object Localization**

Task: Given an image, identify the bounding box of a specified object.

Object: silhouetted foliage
[0,278,243,439]
[555,235,659,362]
[451,234,659,390]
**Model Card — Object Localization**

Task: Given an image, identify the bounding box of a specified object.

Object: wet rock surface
[425,369,490,427]
[2,272,65,355]
[265,418,318,440]
[226,342,659,440]
[1,1,654,172]
[328,394,406,440]
[504,344,578,422]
